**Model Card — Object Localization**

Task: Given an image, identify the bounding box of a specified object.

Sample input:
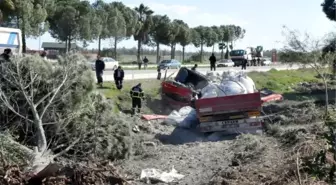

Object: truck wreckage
[157,67,283,134]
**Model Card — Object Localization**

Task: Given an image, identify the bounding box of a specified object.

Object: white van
[0,27,22,55]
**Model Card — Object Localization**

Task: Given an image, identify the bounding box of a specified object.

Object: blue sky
[26,0,336,52]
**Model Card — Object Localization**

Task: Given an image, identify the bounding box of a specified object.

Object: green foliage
[133,3,154,43]
[48,0,95,51]
[108,7,126,40]
[149,15,171,45]
[307,115,336,183]
[0,0,50,52]
[112,2,139,38]
[189,52,204,63]
[321,0,336,22]
[0,54,136,161]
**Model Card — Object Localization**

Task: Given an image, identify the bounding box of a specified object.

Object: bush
[189,52,204,62]
[0,54,136,163]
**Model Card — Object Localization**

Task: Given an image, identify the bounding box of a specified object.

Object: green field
[97,68,334,114]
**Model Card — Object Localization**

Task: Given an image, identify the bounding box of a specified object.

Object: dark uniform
[257,58,261,66]
[0,48,11,63]
[114,66,124,90]
[95,56,105,87]
[191,64,197,71]
[209,53,216,71]
[242,59,247,70]
[130,83,144,115]
[143,57,149,69]
[157,66,161,80]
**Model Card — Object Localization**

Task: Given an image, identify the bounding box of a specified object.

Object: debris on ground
[164,106,198,129]
[141,114,168,121]
[0,162,128,185]
[140,167,184,183]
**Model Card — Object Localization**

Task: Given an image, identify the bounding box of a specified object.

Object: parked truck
[161,67,282,133]
[0,27,22,55]
[230,46,263,67]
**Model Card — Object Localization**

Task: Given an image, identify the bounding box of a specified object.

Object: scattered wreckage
[156,67,283,134]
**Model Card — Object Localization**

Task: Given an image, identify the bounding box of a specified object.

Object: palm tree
[134,3,153,64]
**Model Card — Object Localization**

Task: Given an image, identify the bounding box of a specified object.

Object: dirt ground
[115,96,330,184]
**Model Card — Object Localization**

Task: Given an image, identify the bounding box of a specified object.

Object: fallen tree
[0,54,137,177]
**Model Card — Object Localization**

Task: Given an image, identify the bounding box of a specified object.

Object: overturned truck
[161,67,282,133]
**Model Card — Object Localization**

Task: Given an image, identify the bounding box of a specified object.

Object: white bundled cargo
[201,70,256,99]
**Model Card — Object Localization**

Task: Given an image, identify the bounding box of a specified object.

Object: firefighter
[114,66,124,90]
[130,83,144,115]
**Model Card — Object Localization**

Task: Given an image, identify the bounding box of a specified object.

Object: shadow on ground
[283,89,336,103]
[97,86,112,89]
[154,127,239,145]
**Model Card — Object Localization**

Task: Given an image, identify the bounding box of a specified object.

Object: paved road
[99,64,301,81]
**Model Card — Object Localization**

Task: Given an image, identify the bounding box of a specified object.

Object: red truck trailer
[195,92,263,133]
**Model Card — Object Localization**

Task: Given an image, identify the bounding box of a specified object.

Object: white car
[217,59,234,67]
[91,57,119,70]
[262,60,272,66]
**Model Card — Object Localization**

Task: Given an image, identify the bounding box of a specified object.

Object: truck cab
[161,67,209,109]
[0,27,22,55]
[229,49,249,66]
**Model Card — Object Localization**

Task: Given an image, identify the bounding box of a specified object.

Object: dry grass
[209,101,329,185]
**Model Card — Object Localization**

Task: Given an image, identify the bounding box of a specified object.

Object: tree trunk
[200,44,203,62]
[35,119,47,152]
[182,46,185,62]
[68,37,72,53]
[212,45,215,53]
[98,35,101,55]
[137,40,141,63]
[171,44,176,59]
[323,78,329,116]
[156,42,160,64]
[225,47,229,59]
[65,39,68,53]
[21,19,26,53]
[114,36,117,60]
[221,48,224,60]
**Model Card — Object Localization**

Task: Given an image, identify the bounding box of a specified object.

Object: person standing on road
[143,56,149,69]
[242,59,247,70]
[95,55,105,87]
[114,66,124,90]
[130,83,144,115]
[157,66,161,80]
[257,57,261,66]
[209,53,217,71]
